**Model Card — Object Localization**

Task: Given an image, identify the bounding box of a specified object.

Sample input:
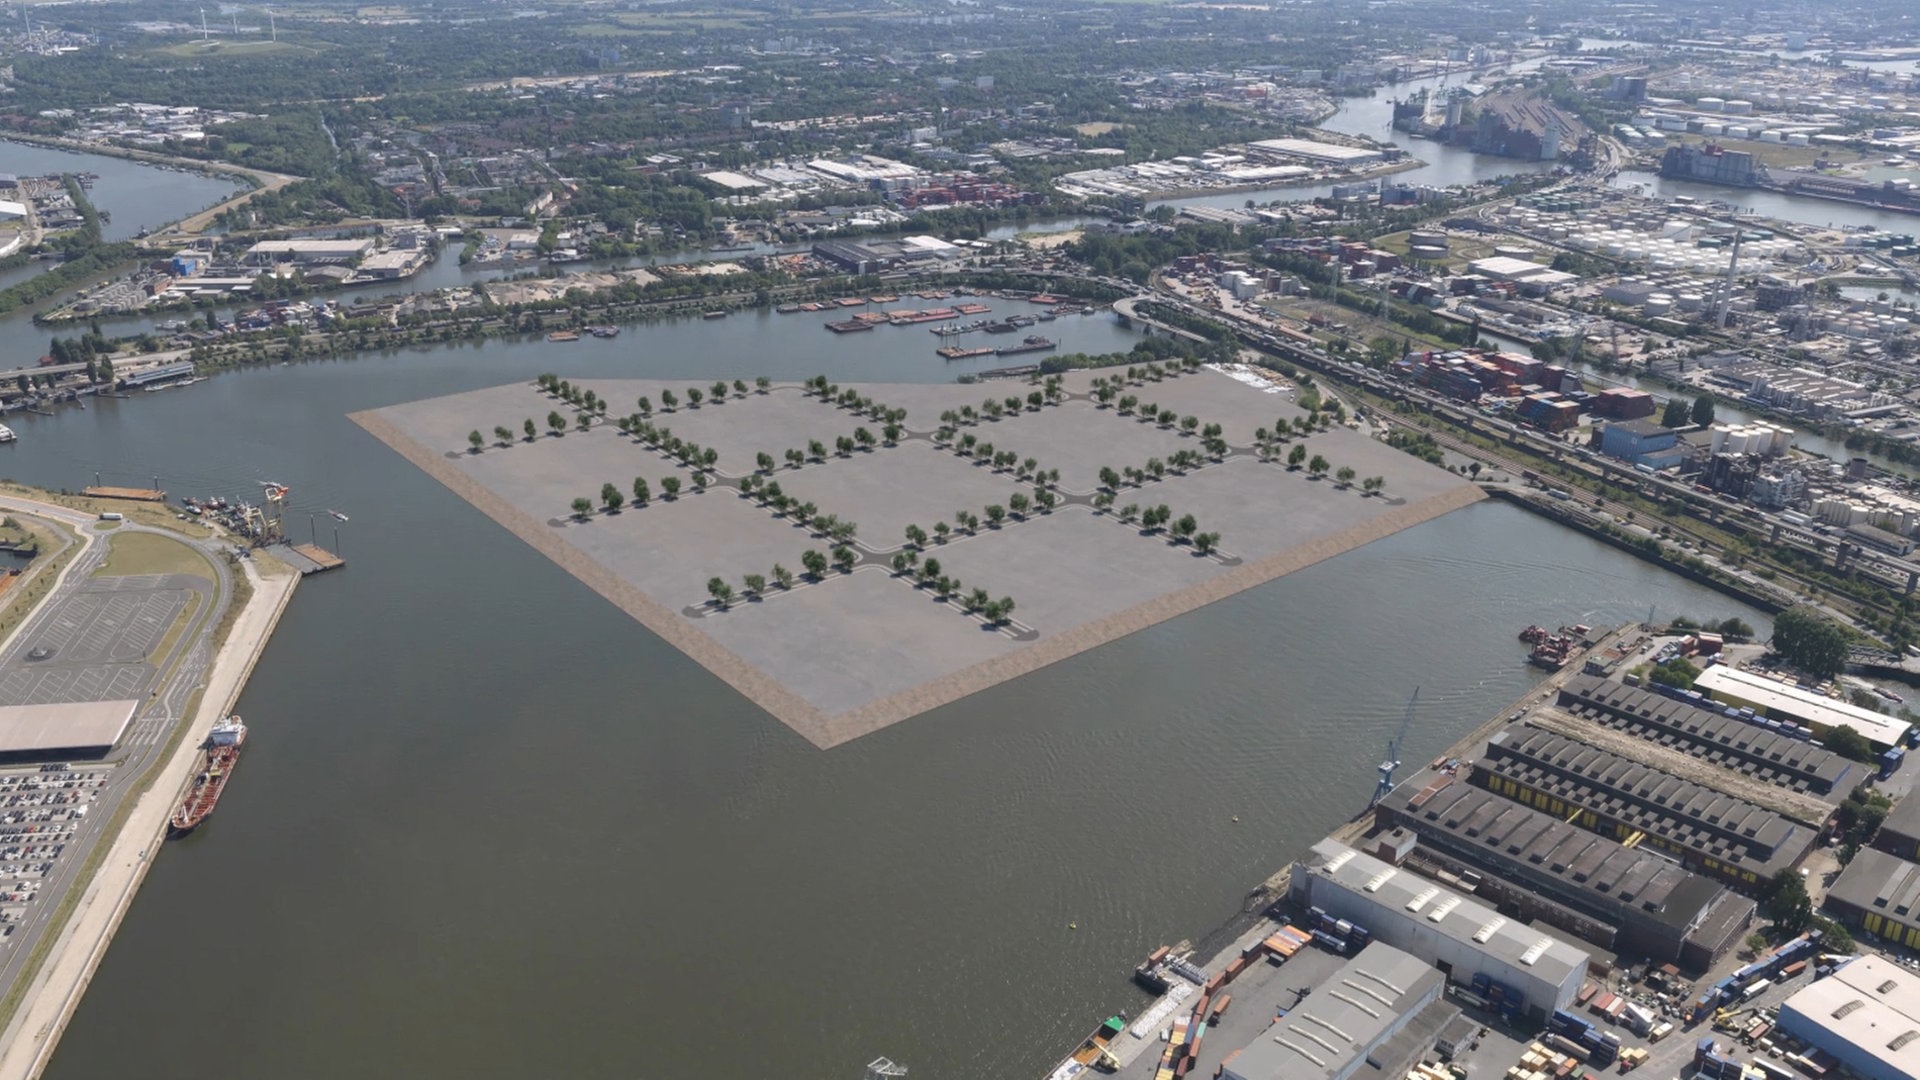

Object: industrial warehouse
[1692,665,1914,751]
[1776,956,1920,1080]
[1290,838,1591,1023]
[1473,724,1813,888]
[1374,782,1755,969]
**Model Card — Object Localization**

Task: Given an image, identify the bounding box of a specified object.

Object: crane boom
[1370,688,1419,807]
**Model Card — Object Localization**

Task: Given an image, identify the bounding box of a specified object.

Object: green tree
[1288,444,1308,469]
[1335,466,1356,487]
[832,545,856,572]
[801,549,829,579]
[1308,454,1330,477]
[905,524,928,548]
[756,377,771,393]
[1691,394,1716,427]
[661,389,678,411]
[757,452,776,473]
[1660,396,1690,428]
[524,418,537,441]
[637,396,652,416]
[1009,493,1031,518]
[494,425,514,446]
[934,522,951,542]
[570,496,593,519]
[601,483,624,512]
[1195,532,1220,555]
[662,476,682,500]
[548,411,566,436]
[743,573,766,598]
[577,413,592,433]
[1826,724,1875,763]
[707,576,734,609]
[773,564,795,590]
[468,430,485,452]
[985,504,1007,527]
[1772,606,1850,678]
[1648,656,1701,690]
[1764,868,1812,932]
[632,477,651,505]
[688,387,705,408]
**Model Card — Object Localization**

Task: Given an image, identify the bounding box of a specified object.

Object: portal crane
[1369,688,1419,807]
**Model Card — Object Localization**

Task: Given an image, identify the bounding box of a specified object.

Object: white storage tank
[1698,97,1725,111]
[1677,293,1704,312]
[1725,99,1753,115]
[1710,424,1732,454]
[1701,123,1724,136]
[1759,130,1783,143]
[1725,125,1753,140]
[1644,294,1673,316]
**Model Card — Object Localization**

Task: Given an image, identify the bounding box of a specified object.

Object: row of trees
[879,551,1018,624]
[570,473,702,518]
[1104,503,1223,554]
[801,376,909,425]
[1659,393,1718,430]
[932,432,1063,484]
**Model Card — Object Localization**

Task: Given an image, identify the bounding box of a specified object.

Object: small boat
[587,326,620,338]
[546,331,580,342]
[328,509,349,523]
[702,311,727,320]
[0,424,14,444]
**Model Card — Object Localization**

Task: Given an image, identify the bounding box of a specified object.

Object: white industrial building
[1248,137,1384,165]
[1777,956,1920,1080]
[1290,839,1589,1022]
[1221,943,1445,1080]
[1692,666,1912,750]
[242,238,375,266]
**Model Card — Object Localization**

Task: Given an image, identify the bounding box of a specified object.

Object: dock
[81,486,166,502]
[280,543,346,575]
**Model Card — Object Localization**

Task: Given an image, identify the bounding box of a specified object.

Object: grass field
[1666,134,1871,171]
[92,531,212,579]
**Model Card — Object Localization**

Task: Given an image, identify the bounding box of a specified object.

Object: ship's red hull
[168,742,242,837]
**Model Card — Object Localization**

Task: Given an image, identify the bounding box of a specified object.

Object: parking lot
[0,765,110,941]
[0,576,201,708]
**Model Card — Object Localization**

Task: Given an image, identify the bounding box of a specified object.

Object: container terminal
[1045,622,1920,1080]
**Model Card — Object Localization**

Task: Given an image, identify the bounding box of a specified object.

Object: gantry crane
[1369,688,1420,807]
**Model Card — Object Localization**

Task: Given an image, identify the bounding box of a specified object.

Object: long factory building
[1825,847,1920,952]
[1291,839,1590,1023]
[1777,955,1920,1080]
[1474,724,1813,888]
[1375,778,1755,970]
[1554,674,1856,796]
[1220,943,1447,1080]
[1692,665,1912,751]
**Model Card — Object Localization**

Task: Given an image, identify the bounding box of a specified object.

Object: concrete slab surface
[357,373,1480,748]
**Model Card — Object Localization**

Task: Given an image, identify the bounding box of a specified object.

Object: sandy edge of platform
[355,410,1482,749]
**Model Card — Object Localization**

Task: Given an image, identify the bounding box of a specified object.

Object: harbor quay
[358,366,1476,748]
[1048,621,1903,1080]
[0,492,299,1080]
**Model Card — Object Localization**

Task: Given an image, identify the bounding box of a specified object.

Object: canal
[7,146,1775,1080]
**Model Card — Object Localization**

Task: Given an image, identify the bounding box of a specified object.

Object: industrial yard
[358,369,1476,748]
[1044,618,1920,1080]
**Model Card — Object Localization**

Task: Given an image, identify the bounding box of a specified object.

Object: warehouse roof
[1556,674,1854,795]
[1693,666,1911,749]
[1882,794,1920,849]
[1779,955,1920,1080]
[1379,780,1733,935]
[1298,839,1590,990]
[1221,943,1441,1080]
[1828,848,1920,927]
[0,700,138,757]
[1478,725,1805,879]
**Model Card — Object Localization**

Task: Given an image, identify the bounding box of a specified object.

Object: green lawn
[92,531,212,580]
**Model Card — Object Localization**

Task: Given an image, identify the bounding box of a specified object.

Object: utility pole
[268,10,276,42]
[1717,229,1743,330]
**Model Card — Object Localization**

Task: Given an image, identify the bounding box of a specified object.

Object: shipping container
[1147,946,1171,966]
[1210,994,1231,1021]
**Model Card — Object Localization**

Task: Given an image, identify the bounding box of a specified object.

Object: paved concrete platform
[0,576,204,708]
[358,373,1480,748]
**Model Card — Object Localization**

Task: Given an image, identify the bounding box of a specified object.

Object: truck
[1740,978,1771,1002]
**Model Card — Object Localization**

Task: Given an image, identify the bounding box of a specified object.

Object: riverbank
[0,547,297,1080]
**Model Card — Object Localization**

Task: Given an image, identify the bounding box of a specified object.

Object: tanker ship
[168,717,247,838]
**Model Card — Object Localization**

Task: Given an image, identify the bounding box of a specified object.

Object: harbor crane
[1369,688,1419,807]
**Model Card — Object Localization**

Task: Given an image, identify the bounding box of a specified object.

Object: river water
[3,147,1781,1080]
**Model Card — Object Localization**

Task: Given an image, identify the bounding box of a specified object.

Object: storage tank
[1644,294,1673,316]
[1725,125,1752,140]
[1408,231,1446,248]
[1759,130,1784,143]
[1677,293,1704,312]
[1710,424,1732,454]
[1698,97,1725,111]
[1701,123,1724,136]
[1786,132,1811,146]
[1725,99,1753,115]
[1408,244,1447,260]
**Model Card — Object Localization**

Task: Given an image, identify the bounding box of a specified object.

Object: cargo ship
[168,717,247,838]
[937,345,995,360]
